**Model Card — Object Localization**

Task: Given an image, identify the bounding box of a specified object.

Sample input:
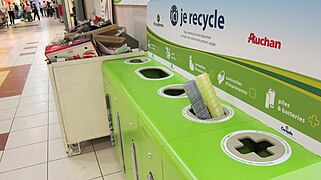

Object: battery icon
[265,89,276,109]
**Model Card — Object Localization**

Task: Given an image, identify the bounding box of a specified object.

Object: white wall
[93,0,102,17]
[114,5,147,50]
[83,0,95,19]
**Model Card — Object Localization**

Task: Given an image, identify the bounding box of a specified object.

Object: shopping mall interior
[0,0,320,180]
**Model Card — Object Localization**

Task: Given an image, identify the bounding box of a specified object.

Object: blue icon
[170,5,178,26]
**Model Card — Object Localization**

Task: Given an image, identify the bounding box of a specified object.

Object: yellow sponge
[196,73,225,118]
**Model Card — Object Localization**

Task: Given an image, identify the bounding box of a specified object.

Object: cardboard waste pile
[45,19,139,63]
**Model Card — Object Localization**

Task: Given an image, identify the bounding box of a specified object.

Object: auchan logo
[248,33,281,49]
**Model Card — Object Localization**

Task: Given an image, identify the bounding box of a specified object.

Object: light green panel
[102,55,321,180]
[102,56,156,70]
[272,162,321,180]
[163,120,321,179]
[102,57,255,149]
[139,123,163,180]
[147,29,321,143]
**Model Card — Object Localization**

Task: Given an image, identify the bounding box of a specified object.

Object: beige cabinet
[48,51,145,155]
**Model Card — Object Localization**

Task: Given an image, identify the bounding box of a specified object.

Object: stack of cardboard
[89,24,126,47]
[45,24,139,63]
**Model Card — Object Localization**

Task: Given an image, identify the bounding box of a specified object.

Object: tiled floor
[0,19,124,179]
[0,65,31,98]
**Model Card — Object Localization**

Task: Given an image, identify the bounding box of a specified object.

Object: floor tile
[27,41,39,44]
[14,57,33,66]
[6,126,47,149]
[0,96,20,110]
[0,64,31,98]
[21,48,37,54]
[11,112,48,132]
[49,123,62,140]
[48,151,101,180]
[48,138,68,161]
[24,80,48,90]
[0,95,20,102]
[92,136,112,151]
[49,100,56,111]
[29,69,48,75]
[20,52,36,56]
[0,120,12,134]
[49,92,54,101]
[0,70,10,87]
[16,102,48,117]
[30,64,48,69]
[0,108,16,121]
[49,111,59,124]
[96,148,122,176]
[0,63,14,69]
[49,86,53,93]
[27,71,48,79]
[17,54,34,60]
[104,172,125,180]
[0,18,88,178]
[26,40,38,44]
[25,44,39,49]
[0,47,12,56]
[80,140,95,153]
[49,138,94,161]
[29,65,48,71]
[0,163,47,180]
[90,177,103,180]
[24,46,38,49]
[19,93,49,106]
[26,76,48,84]
[22,86,48,97]
[27,70,48,76]
[0,133,9,151]
[31,59,47,65]
[0,142,46,173]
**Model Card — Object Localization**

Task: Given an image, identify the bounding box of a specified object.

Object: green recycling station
[101,0,321,179]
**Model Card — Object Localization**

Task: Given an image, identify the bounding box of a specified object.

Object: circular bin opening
[182,104,234,124]
[124,58,151,64]
[221,130,292,166]
[135,66,174,80]
[158,84,187,98]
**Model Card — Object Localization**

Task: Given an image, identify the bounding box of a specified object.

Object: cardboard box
[93,35,125,47]
[64,33,77,41]
[45,38,99,62]
[86,24,118,36]
[93,32,139,49]
[119,32,139,49]
[69,21,91,33]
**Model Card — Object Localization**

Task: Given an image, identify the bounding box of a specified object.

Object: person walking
[42,1,47,17]
[25,3,32,22]
[51,1,56,18]
[6,2,15,26]
[0,9,8,28]
[39,2,43,17]
[52,1,59,19]
[32,3,40,21]
[20,3,26,21]
[46,1,52,17]
[13,3,19,19]
[42,1,46,17]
